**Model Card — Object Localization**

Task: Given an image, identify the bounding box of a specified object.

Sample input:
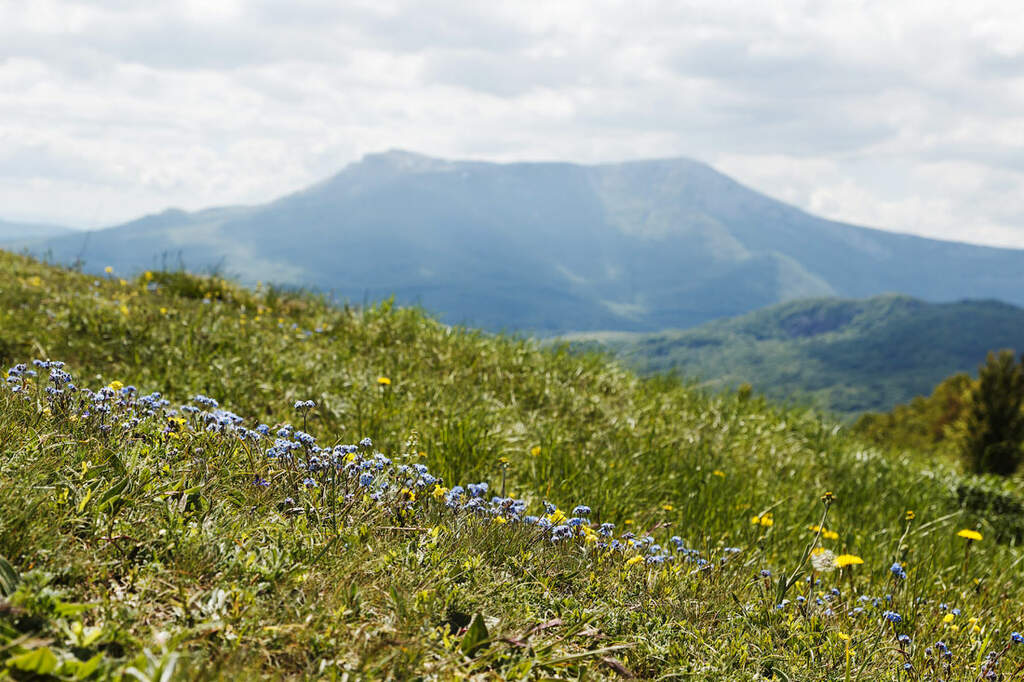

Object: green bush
[961,350,1024,475]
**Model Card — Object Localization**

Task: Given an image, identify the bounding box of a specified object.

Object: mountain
[14,149,1024,333]
[0,218,75,242]
[566,295,1024,416]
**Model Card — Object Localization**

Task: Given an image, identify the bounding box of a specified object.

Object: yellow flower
[108,380,124,392]
[625,555,644,567]
[431,485,449,500]
[159,307,168,315]
[493,516,507,525]
[662,504,674,511]
[104,266,113,274]
[823,530,839,540]
[377,376,391,386]
[957,529,982,541]
[546,509,566,524]
[834,554,864,568]
[943,613,954,623]
[905,510,915,521]
[530,445,542,456]
[712,470,725,477]
[837,632,851,641]
[144,271,153,281]
[751,513,773,527]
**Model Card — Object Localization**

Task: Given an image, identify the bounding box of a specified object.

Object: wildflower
[943,613,954,624]
[104,266,113,274]
[897,634,911,646]
[359,437,372,448]
[956,529,982,542]
[493,516,507,525]
[712,470,725,477]
[883,610,902,623]
[358,473,374,487]
[760,569,772,578]
[1012,632,1023,644]
[821,491,835,504]
[661,504,674,511]
[377,376,391,386]
[571,505,592,518]
[834,554,864,569]
[625,555,644,567]
[890,562,907,580]
[905,510,915,521]
[530,445,541,456]
[750,513,773,527]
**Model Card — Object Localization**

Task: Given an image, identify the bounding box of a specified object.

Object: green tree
[961,350,1024,475]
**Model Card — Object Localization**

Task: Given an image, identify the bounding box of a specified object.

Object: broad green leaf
[7,646,59,674]
[460,613,489,657]
[0,553,19,597]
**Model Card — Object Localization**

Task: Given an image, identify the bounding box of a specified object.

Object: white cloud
[0,0,1023,248]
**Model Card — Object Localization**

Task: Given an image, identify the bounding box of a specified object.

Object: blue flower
[359,437,372,448]
[883,610,902,623]
[1012,632,1023,644]
[760,569,772,578]
[359,473,374,487]
[890,562,907,580]
[571,505,591,518]
[897,634,911,646]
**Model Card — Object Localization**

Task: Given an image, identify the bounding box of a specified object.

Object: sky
[2,1,1024,248]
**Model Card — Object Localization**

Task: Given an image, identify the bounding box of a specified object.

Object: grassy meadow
[1,250,1023,680]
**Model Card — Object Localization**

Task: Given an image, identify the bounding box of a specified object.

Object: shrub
[960,350,1024,475]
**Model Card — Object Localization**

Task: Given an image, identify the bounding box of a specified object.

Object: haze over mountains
[11,150,1024,333]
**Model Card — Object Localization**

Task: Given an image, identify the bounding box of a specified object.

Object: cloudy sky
[3,0,1024,247]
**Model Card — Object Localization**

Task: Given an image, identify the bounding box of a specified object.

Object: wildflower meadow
[1,250,1023,680]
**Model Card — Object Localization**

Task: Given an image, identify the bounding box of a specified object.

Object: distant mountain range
[566,295,1024,416]
[0,219,75,242]
[9,150,1024,333]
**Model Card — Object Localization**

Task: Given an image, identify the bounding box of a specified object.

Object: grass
[1,251,1024,680]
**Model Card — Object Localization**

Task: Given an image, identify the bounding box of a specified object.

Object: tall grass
[1,250,1022,680]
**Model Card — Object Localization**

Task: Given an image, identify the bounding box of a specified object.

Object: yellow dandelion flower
[493,516,507,525]
[108,380,124,392]
[712,470,725,477]
[159,307,168,315]
[751,513,774,527]
[530,445,542,456]
[104,266,113,274]
[905,510,915,521]
[950,624,959,633]
[625,555,644,567]
[943,614,954,623]
[662,504,674,511]
[431,485,449,500]
[834,554,864,568]
[823,530,839,540]
[377,376,391,386]
[144,271,153,281]
[957,529,982,541]
[837,632,851,641]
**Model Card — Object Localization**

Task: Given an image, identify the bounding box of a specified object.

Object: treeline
[855,350,1024,476]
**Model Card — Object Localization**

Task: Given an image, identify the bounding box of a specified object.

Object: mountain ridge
[567,294,1024,416]
[12,150,1024,333]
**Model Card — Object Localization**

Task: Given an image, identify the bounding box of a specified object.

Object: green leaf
[0,553,19,597]
[7,646,59,674]
[96,476,130,511]
[54,600,94,617]
[460,613,489,657]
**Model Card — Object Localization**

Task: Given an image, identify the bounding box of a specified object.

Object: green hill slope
[568,295,1024,417]
[2,252,1024,679]
[17,150,1024,333]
